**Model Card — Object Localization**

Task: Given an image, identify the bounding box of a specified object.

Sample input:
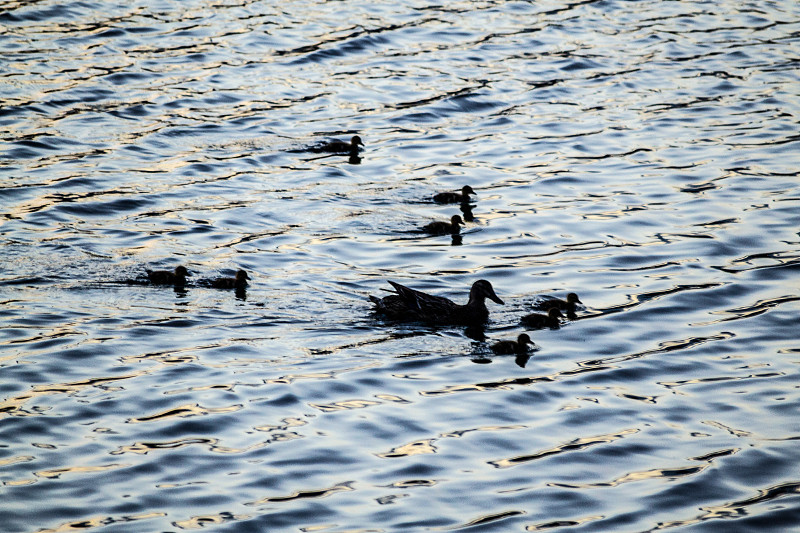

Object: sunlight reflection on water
[1,0,800,531]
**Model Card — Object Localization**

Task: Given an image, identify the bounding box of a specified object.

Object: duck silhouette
[207,270,250,290]
[313,135,363,155]
[491,333,536,355]
[433,185,476,204]
[534,293,582,311]
[370,279,504,325]
[146,266,190,286]
[420,215,463,235]
[521,307,564,329]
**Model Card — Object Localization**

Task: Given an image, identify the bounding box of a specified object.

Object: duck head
[175,266,190,277]
[548,307,564,319]
[236,270,250,282]
[517,333,534,346]
[470,280,504,305]
[567,293,581,304]
[462,185,476,196]
[451,215,464,226]
[351,135,364,148]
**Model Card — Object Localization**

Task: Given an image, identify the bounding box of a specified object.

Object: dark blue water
[2,1,799,531]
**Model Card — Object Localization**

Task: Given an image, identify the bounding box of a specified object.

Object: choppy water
[2,1,800,531]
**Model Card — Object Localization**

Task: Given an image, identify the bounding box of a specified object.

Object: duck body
[209,270,250,290]
[433,185,476,204]
[533,293,582,312]
[313,135,363,155]
[521,307,564,329]
[370,279,504,325]
[146,266,189,286]
[421,215,463,235]
[491,334,535,355]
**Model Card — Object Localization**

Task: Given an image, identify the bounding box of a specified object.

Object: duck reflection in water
[459,201,475,222]
[370,280,504,326]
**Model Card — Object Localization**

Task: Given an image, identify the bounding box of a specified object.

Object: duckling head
[567,292,581,304]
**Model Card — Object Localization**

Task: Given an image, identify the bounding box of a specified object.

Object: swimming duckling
[433,185,476,204]
[535,293,582,312]
[491,333,536,355]
[314,135,363,155]
[146,265,190,286]
[209,270,250,290]
[370,279,504,325]
[421,214,463,235]
[521,307,564,329]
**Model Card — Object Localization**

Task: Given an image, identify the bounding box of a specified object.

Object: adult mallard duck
[146,265,190,286]
[421,214,463,235]
[208,270,249,290]
[433,185,476,204]
[313,135,363,155]
[491,333,535,355]
[521,307,563,329]
[370,279,504,325]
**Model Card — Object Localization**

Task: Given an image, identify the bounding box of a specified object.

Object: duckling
[521,307,564,329]
[421,214,463,235]
[370,279,504,325]
[146,265,190,286]
[534,293,582,312]
[314,135,363,155]
[433,185,476,204]
[209,269,250,290]
[491,333,536,355]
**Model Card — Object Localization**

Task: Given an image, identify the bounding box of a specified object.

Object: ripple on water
[1,0,800,532]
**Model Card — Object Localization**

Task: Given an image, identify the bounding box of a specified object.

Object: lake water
[1,1,799,531]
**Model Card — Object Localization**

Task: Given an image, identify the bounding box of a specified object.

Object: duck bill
[488,290,504,305]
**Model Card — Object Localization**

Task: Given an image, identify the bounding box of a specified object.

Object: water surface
[1,1,800,531]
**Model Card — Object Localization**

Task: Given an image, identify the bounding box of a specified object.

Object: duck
[521,307,564,329]
[314,135,363,155]
[534,292,582,312]
[370,279,504,325]
[209,270,250,290]
[146,265,190,286]
[491,333,536,355]
[433,185,476,204]
[421,214,463,235]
